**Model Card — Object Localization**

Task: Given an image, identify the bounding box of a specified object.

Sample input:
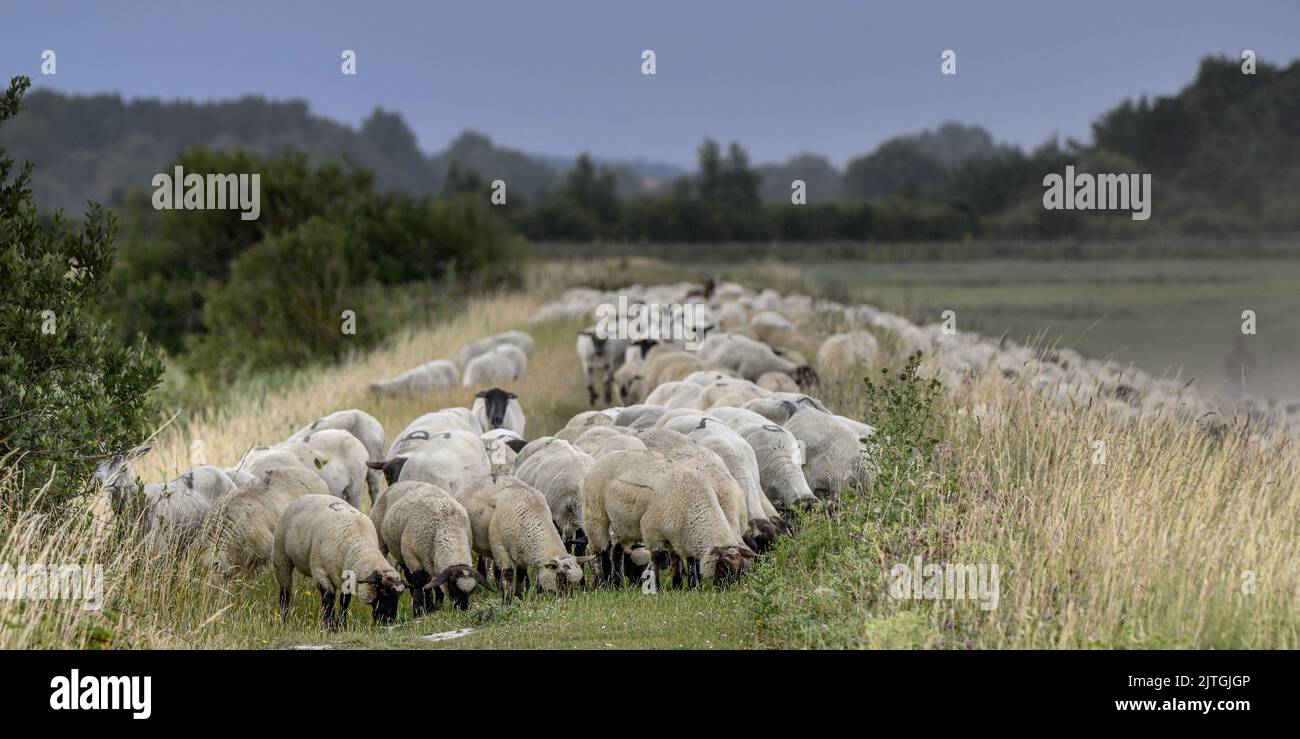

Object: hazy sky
[5,0,1298,167]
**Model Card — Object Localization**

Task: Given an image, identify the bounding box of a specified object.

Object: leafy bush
[742,352,962,648]
[0,76,163,508]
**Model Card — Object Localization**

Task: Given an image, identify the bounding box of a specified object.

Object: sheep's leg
[475,554,487,578]
[430,584,447,611]
[602,368,613,405]
[319,585,337,630]
[337,591,350,630]
[499,568,513,605]
[686,557,701,589]
[278,586,292,624]
[572,528,589,557]
[621,546,646,584]
[608,544,626,590]
[406,569,431,617]
[513,568,529,599]
[670,554,684,590]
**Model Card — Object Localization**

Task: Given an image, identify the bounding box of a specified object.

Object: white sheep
[455,475,592,602]
[272,494,405,628]
[783,406,875,497]
[708,407,818,511]
[817,331,879,378]
[512,438,596,553]
[376,481,491,613]
[276,429,370,509]
[471,387,526,436]
[205,467,329,577]
[462,343,528,386]
[372,428,491,493]
[389,409,482,455]
[636,428,749,553]
[583,450,756,589]
[94,449,236,546]
[458,330,534,369]
[287,409,387,506]
[698,332,819,388]
[368,359,459,396]
[658,414,785,550]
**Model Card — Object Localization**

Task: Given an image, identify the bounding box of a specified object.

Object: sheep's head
[793,365,820,390]
[744,518,781,553]
[94,444,151,515]
[428,564,493,610]
[706,546,757,588]
[367,457,408,486]
[618,373,645,404]
[538,555,595,592]
[357,571,405,624]
[475,388,517,429]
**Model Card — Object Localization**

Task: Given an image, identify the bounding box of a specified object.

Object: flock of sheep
[91,277,1287,629]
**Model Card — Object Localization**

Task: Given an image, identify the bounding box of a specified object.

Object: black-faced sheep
[471,387,525,435]
[376,481,491,613]
[273,494,405,629]
[577,328,628,405]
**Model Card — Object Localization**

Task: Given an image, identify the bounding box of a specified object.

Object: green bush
[0,77,163,508]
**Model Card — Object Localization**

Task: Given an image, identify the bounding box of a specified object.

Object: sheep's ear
[506,392,516,399]
[737,547,758,559]
[475,390,487,398]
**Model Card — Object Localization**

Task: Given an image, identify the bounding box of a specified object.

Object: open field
[1,257,1296,650]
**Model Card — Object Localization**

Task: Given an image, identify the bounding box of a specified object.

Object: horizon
[6,0,1300,168]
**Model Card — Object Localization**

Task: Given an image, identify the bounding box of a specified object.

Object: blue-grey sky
[5,0,1298,167]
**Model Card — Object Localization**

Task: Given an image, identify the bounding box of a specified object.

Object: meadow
[0,256,1295,650]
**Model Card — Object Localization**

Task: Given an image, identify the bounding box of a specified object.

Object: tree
[0,76,163,508]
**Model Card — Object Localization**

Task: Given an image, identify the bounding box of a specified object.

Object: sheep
[239,446,311,478]
[750,310,815,354]
[371,429,491,493]
[817,331,879,378]
[613,404,668,429]
[756,371,799,393]
[272,494,405,628]
[783,406,875,497]
[570,425,632,457]
[368,359,459,396]
[577,328,628,405]
[708,407,818,511]
[276,429,370,509]
[613,360,646,404]
[206,467,330,577]
[462,343,528,387]
[636,428,749,552]
[645,380,704,409]
[455,475,592,602]
[376,481,491,613]
[583,450,756,589]
[389,409,481,455]
[512,439,596,553]
[458,330,534,369]
[471,387,526,436]
[698,332,819,389]
[658,414,785,550]
[287,409,387,505]
[563,410,613,431]
[94,449,235,546]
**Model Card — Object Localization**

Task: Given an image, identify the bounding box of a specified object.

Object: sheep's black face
[367,457,407,486]
[710,546,757,588]
[476,388,515,429]
[793,365,820,390]
[748,519,780,553]
[370,583,402,624]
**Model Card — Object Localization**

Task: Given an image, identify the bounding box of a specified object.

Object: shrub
[0,76,163,508]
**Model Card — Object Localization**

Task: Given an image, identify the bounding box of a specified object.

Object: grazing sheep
[636,428,749,551]
[369,360,459,396]
[206,467,329,577]
[463,344,529,387]
[570,426,632,456]
[512,439,596,553]
[273,494,405,628]
[577,329,628,405]
[750,310,816,354]
[783,407,875,497]
[458,330,534,369]
[708,407,818,511]
[583,450,756,589]
[756,371,799,393]
[471,387,526,436]
[613,361,646,404]
[613,404,668,428]
[371,429,491,493]
[376,481,490,613]
[94,449,235,545]
[659,414,784,550]
[276,429,370,509]
[817,331,879,378]
[288,409,387,506]
[455,475,592,602]
[698,332,819,389]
